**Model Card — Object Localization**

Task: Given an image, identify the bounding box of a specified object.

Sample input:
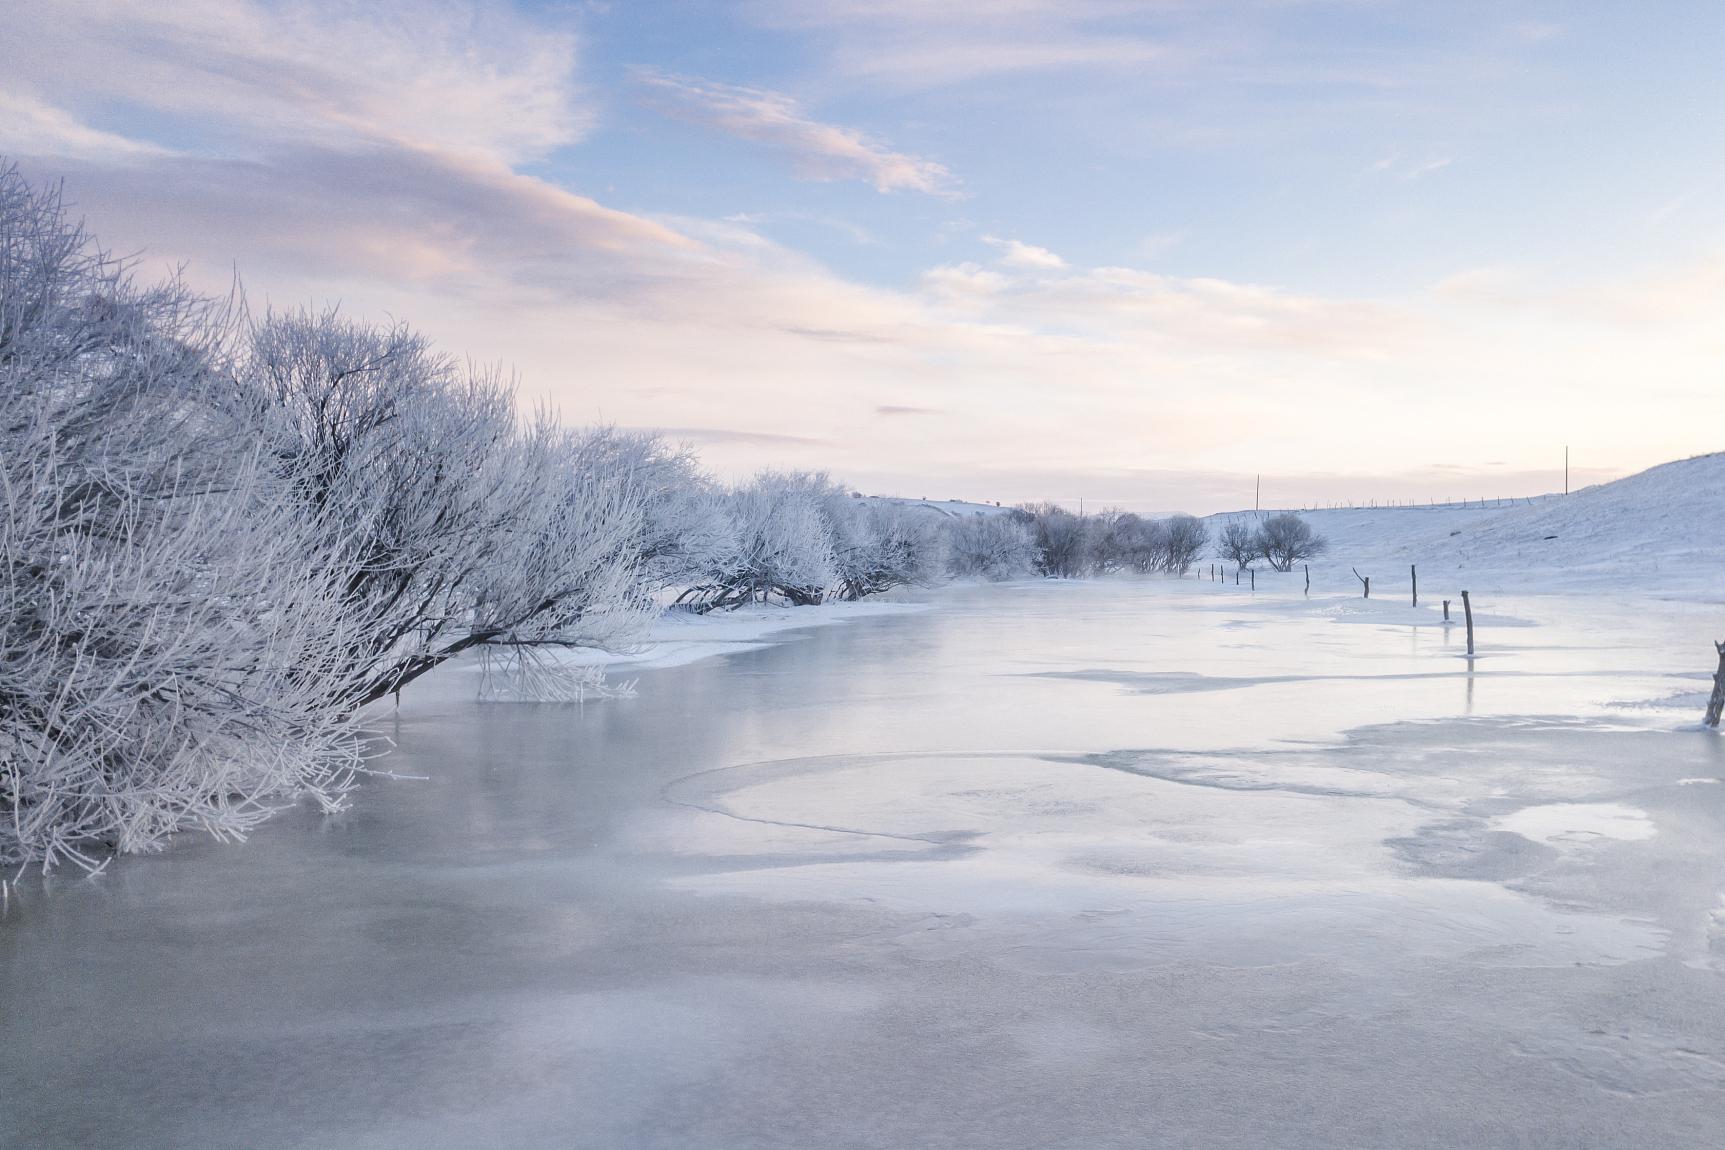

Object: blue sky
[4,1,1723,511]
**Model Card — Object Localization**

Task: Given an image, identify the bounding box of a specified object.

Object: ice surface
[5,578,1725,1149]
[1495,803,1659,848]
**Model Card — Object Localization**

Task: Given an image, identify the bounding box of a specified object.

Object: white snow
[605,599,929,669]
[1494,802,1659,848]
[453,597,929,676]
[1208,451,1725,600]
[848,493,1014,519]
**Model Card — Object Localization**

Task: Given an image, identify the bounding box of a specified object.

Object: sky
[3,0,1723,513]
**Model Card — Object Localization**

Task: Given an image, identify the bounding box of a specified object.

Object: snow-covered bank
[1207,451,1725,601]
[595,598,931,671]
[452,597,930,682]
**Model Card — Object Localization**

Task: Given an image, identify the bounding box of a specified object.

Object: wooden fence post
[1461,590,1475,657]
[1705,641,1725,728]
[1443,599,1450,621]
[1250,569,1255,590]
[1304,564,1310,596]
[1411,564,1418,607]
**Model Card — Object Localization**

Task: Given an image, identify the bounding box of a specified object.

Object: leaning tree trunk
[1705,641,1725,728]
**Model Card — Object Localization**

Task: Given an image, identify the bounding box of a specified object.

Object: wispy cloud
[0,0,588,166]
[742,0,1169,87]
[725,210,879,246]
[27,146,696,300]
[984,236,1067,271]
[922,257,1413,359]
[635,70,960,197]
[653,427,830,448]
[0,90,170,161]
[1371,154,1454,181]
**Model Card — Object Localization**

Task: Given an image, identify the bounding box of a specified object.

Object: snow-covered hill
[849,493,1014,519]
[1206,452,1725,600]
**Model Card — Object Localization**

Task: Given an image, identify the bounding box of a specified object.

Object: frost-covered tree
[575,428,728,593]
[1136,517,1174,573]
[243,307,525,702]
[1096,513,1168,574]
[826,497,948,600]
[1084,508,1127,572]
[1256,512,1327,572]
[1022,503,1091,577]
[1163,514,1208,574]
[0,166,361,870]
[679,471,837,610]
[460,424,654,700]
[242,310,650,704]
[946,514,1039,580]
[1217,517,1261,570]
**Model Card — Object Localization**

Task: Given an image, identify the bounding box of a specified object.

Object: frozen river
[5,578,1725,1148]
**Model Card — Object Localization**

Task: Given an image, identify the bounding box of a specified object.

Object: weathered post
[1234,569,1240,585]
[1411,564,1418,607]
[1304,564,1310,596]
[1705,641,1725,727]
[1352,568,1370,598]
[1461,590,1475,657]
[1250,569,1256,590]
[1443,599,1451,622]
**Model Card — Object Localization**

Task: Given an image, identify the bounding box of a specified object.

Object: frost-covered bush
[1096,512,1166,573]
[243,307,527,704]
[1071,510,1207,576]
[826,497,948,600]
[1163,514,1208,574]
[1256,512,1327,572]
[945,514,1039,580]
[1217,517,1260,570]
[242,311,650,704]
[0,167,361,871]
[461,425,654,700]
[679,471,838,609]
[575,428,727,593]
[1021,502,1092,578]
[672,477,958,609]
[1083,509,1125,572]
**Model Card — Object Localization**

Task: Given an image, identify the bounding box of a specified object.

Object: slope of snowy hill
[851,494,1014,519]
[1207,452,1725,600]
